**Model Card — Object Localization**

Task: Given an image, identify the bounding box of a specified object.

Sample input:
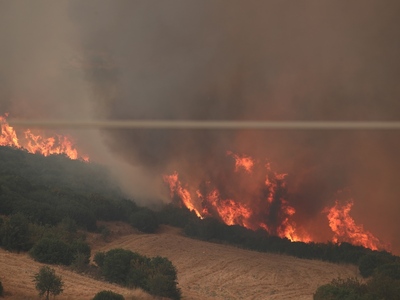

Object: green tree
[33,266,64,300]
[101,249,136,284]
[92,290,125,300]
[146,256,181,299]
[30,238,73,265]
[2,213,31,252]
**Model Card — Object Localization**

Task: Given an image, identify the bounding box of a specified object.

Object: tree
[2,213,31,252]
[33,266,64,300]
[358,252,394,278]
[101,249,136,284]
[30,238,73,265]
[92,290,125,300]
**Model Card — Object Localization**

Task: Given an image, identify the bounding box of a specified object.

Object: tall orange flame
[163,172,203,218]
[325,200,386,251]
[0,114,88,161]
[164,151,309,242]
[164,151,388,249]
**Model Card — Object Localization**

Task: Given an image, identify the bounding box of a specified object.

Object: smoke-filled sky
[1,1,400,252]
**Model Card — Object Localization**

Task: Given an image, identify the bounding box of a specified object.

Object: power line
[8,119,400,130]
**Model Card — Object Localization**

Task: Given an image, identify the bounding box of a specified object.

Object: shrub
[70,240,91,265]
[98,249,181,299]
[374,262,400,280]
[358,252,395,278]
[129,209,159,233]
[92,290,124,300]
[1,213,32,252]
[101,249,136,284]
[30,238,73,265]
[94,251,106,268]
[367,273,400,300]
[313,277,368,300]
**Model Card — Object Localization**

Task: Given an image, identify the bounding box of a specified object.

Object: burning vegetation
[165,151,388,251]
[0,114,88,161]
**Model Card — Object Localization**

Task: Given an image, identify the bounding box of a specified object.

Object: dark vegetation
[94,249,181,299]
[1,146,399,298]
[0,280,3,297]
[33,266,64,300]
[0,146,178,298]
[92,290,125,300]
[314,262,400,300]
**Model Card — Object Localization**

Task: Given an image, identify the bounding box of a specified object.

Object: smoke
[2,1,400,252]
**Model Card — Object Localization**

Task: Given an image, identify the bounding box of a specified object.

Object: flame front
[325,200,387,250]
[0,114,88,161]
[164,151,389,249]
[164,151,309,242]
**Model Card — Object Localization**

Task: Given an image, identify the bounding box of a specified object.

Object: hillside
[0,247,154,300]
[0,222,358,299]
[89,223,359,300]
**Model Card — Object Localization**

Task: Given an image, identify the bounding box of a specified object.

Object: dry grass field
[89,223,360,300]
[0,247,154,300]
[0,222,360,299]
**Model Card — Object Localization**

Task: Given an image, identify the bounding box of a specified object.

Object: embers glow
[0,114,88,161]
[325,200,386,250]
[227,151,254,173]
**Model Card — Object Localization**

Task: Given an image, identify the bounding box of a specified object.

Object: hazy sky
[1,1,400,252]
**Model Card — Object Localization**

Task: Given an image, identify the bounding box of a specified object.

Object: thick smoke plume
[1,1,400,252]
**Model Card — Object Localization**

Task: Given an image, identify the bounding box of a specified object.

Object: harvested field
[90,223,360,300]
[0,248,153,300]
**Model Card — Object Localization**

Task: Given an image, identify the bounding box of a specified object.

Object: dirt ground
[90,223,360,300]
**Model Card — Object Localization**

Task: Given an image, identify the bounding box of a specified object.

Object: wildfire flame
[325,200,387,250]
[164,151,388,249]
[227,151,254,173]
[0,113,88,161]
[164,151,309,242]
[163,172,203,218]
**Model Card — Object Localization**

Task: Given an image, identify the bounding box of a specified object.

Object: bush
[1,213,32,252]
[313,277,368,300]
[30,237,91,267]
[358,252,395,278]
[374,262,400,280]
[101,249,136,284]
[70,240,91,265]
[30,238,73,265]
[129,209,159,233]
[94,251,106,268]
[367,273,400,300]
[92,290,124,300]
[98,249,181,299]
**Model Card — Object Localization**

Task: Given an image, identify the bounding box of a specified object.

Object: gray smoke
[2,1,400,252]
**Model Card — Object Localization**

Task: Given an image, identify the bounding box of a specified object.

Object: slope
[90,223,359,300]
